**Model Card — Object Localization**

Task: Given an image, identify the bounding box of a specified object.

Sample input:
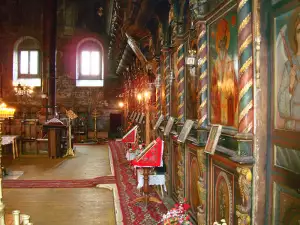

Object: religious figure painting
[209,8,238,128]
[186,40,198,120]
[275,7,300,131]
[204,124,222,155]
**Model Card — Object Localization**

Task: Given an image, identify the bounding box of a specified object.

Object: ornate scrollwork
[236,167,252,225]
[177,144,185,201]
[236,210,251,225]
[196,149,206,225]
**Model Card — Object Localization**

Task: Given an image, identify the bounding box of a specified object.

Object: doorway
[109,113,122,139]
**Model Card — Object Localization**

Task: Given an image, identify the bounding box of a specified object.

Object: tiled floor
[3,144,117,225]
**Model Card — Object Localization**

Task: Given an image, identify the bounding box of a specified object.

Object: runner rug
[109,140,167,225]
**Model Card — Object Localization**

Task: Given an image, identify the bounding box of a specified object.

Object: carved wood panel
[186,144,207,224]
[187,147,201,220]
[211,160,235,225]
[171,141,180,201]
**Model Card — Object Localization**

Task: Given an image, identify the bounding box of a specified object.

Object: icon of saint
[211,19,238,127]
[278,10,300,131]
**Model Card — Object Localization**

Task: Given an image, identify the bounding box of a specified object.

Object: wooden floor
[3,144,117,225]
[6,145,112,179]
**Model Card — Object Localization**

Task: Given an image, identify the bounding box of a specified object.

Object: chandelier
[13,80,34,97]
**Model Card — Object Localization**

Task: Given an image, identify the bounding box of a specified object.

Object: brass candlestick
[92,109,99,142]
[64,109,78,157]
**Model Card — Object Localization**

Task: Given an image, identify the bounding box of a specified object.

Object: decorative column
[156,61,162,119]
[176,44,185,124]
[164,51,171,119]
[237,0,254,134]
[176,40,186,201]
[197,23,208,128]
[43,0,58,116]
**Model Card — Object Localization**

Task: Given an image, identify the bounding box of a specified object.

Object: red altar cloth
[131,137,164,167]
[122,125,138,144]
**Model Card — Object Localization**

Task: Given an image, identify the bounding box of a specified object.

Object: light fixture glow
[118,102,124,108]
[0,102,15,119]
[143,91,150,99]
[137,93,142,101]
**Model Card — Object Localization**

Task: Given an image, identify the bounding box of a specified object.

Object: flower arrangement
[161,199,192,225]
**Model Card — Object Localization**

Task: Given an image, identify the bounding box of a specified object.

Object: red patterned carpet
[109,140,167,225]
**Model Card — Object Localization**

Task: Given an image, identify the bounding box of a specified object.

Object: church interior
[0,0,299,224]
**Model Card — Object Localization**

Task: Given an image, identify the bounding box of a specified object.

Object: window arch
[76,37,104,87]
[13,36,41,87]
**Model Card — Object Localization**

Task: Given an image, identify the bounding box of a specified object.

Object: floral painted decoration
[161,199,192,225]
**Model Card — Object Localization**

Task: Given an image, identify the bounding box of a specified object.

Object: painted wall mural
[209,8,239,128]
[274,7,300,132]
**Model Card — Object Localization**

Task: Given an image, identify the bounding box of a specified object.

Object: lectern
[121,125,138,144]
[43,118,67,158]
[131,137,164,205]
[120,125,138,164]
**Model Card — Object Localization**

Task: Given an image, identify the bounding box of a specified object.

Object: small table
[136,169,166,197]
[1,135,20,159]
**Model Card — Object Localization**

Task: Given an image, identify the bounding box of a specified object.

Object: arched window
[13,36,41,87]
[76,38,104,87]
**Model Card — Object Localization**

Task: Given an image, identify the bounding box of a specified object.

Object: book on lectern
[122,125,138,143]
[131,137,164,167]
